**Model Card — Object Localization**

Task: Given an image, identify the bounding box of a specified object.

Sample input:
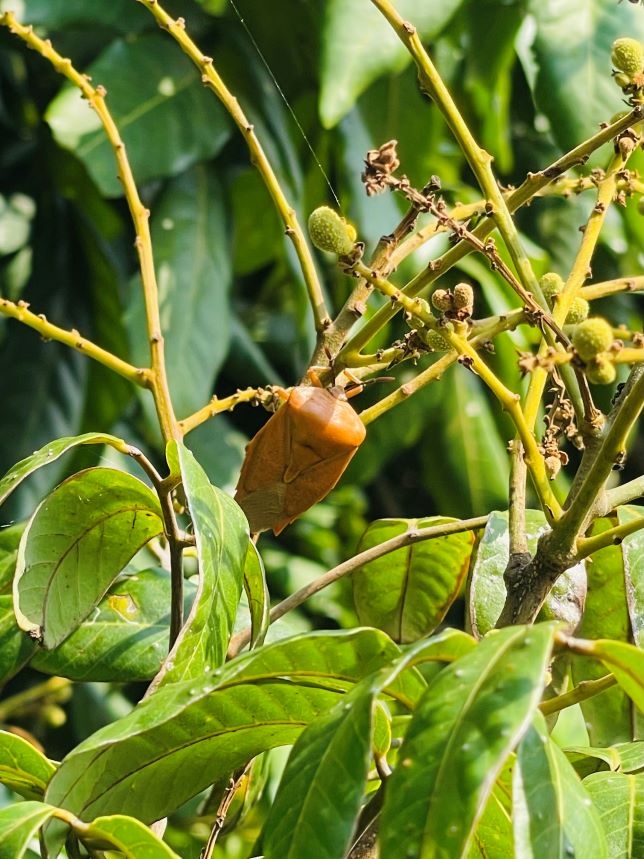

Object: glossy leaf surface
[353,517,474,642]
[46,629,405,822]
[150,442,247,689]
[13,468,163,648]
[379,624,556,859]
[0,729,56,800]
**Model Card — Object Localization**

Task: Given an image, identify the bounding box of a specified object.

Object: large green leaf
[13,467,163,648]
[571,515,636,745]
[352,517,475,642]
[46,34,231,196]
[0,432,128,510]
[263,628,479,859]
[379,623,557,859]
[463,1,523,174]
[468,509,586,635]
[420,370,510,517]
[150,442,247,689]
[320,0,465,126]
[584,771,644,858]
[515,713,607,858]
[0,801,58,859]
[0,729,56,800]
[126,165,232,424]
[31,568,184,682]
[262,681,374,859]
[529,0,644,153]
[45,629,406,823]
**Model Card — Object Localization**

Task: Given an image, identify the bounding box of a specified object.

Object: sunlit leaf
[0,730,56,800]
[46,629,406,823]
[0,801,57,858]
[584,770,644,858]
[150,442,247,689]
[515,713,607,858]
[380,624,557,858]
[468,509,585,635]
[46,34,231,196]
[13,468,163,648]
[353,517,474,642]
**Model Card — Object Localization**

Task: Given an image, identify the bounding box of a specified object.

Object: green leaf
[243,541,270,649]
[0,525,36,686]
[515,713,608,858]
[150,442,247,688]
[0,801,57,858]
[620,506,644,649]
[320,0,465,127]
[529,0,644,153]
[31,569,184,682]
[45,629,404,823]
[468,510,585,635]
[46,34,231,197]
[262,683,374,859]
[13,467,163,648]
[0,595,36,687]
[468,758,515,858]
[81,813,182,858]
[262,628,476,859]
[573,638,644,714]
[7,0,150,32]
[352,517,474,642]
[126,165,232,423]
[571,514,634,745]
[0,432,128,510]
[584,771,644,858]
[379,624,557,859]
[420,371,510,518]
[463,2,523,174]
[0,730,56,800]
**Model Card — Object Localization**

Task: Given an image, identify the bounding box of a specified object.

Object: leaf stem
[227,516,487,657]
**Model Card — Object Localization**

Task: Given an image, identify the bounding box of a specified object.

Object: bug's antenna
[227,0,342,210]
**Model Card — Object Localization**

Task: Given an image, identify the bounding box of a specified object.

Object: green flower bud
[638,196,644,216]
[565,297,590,325]
[611,38,644,77]
[586,356,617,386]
[539,272,564,306]
[308,206,356,256]
[572,317,614,362]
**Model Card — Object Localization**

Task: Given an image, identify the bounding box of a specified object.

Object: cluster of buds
[538,272,589,325]
[431,283,474,321]
[572,317,617,385]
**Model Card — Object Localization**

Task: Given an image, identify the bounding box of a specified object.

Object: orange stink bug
[234,381,366,535]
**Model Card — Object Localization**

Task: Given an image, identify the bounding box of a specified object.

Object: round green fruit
[308,206,356,256]
[586,357,617,386]
[565,297,590,325]
[611,38,644,76]
[539,272,564,304]
[572,317,614,362]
